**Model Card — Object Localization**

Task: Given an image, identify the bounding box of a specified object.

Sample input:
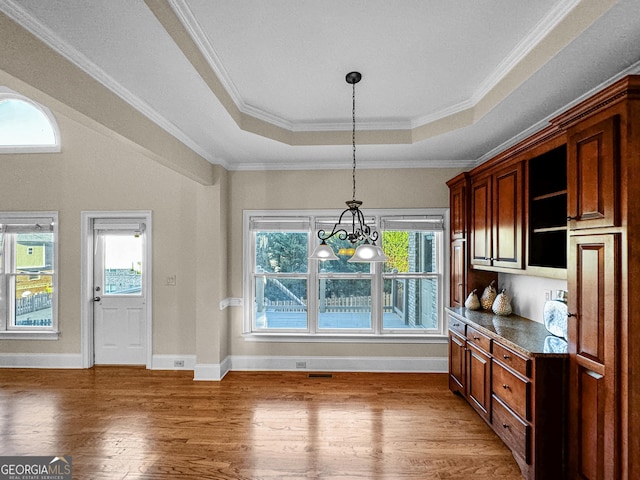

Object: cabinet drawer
[493,342,531,378]
[492,394,530,463]
[466,325,491,353]
[492,360,530,420]
[448,316,466,337]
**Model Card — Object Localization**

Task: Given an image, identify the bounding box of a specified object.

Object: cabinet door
[450,182,466,240]
[568,234,619,480]
[451,240,465,307]
[449,331,466,394]
[470,176,492,266]
[466,342,491,421]
[492,162,523,269]
[567,116,619,230]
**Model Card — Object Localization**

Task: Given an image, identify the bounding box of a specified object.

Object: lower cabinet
[448,311,568,480]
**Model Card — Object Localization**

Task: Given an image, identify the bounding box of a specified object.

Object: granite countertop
[445,306,568,358]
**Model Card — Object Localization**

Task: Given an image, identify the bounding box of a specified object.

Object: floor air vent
[308,373,333,378]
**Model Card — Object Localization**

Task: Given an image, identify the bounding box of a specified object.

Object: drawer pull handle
[567,313,577,318]
[503,354,510,359]
[452,323,460,327]
[473,336,479,340]
[502,423,510,429]
[567,215,577,221]
[502,384,509,390]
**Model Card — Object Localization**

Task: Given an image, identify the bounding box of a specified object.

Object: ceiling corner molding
[471,0,582,104]
[472,0,618,123]
[167,0,244,110]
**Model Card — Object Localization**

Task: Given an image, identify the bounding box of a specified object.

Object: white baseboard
[0,353,447,376]
[0,353,83,368]
[229,355,448,373]
[194,356,231,381]
[151,354,196,370]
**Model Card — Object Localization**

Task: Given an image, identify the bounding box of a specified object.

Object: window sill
[243,333,448,343]
[0,331,60,340]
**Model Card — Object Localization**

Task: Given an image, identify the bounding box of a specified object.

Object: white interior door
[93,220,147,365]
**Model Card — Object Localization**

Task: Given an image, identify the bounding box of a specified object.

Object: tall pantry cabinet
[554,76,640,480]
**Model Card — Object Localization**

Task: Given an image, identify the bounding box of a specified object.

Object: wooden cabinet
[447,75,640,479]
[554,76,640,480]
[567,234,619,480]
[448,329,466,393]
[448,320,492,421]
[466,327,492,421]
[447,172,497,308]
[567,116,619,231]
[470,162,524,269]
[451,240,465,307]
[447,309,567,480]
[450,178,466,239]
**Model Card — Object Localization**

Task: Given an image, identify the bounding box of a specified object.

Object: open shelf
[528,145,567,269]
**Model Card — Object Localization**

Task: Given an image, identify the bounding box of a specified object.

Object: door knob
[93,296,101,302]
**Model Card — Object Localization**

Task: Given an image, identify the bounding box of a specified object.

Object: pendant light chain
[308,71,388,262]
[352,80,357,202]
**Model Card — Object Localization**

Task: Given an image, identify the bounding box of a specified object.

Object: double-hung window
[0,212,59,339]
[244,209,447,338]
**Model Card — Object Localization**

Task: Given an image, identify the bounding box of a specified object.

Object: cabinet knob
[503,354,510,359]
[502,384,509,390]
[502,423,510,429]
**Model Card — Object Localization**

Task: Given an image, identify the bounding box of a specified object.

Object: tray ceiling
[1,0,640,170]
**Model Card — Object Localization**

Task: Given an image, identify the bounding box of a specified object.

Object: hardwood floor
[0,368,523,479]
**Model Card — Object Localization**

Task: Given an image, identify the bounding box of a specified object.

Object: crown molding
[0,0,217,164]
[229,158,475,171]
[471,0,581,105]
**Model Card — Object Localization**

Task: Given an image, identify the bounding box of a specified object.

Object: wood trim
[552,75,640,130]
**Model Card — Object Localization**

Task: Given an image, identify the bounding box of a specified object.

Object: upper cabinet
[470,162,524,270]
[567,116,619,231]
[449,177,467,240]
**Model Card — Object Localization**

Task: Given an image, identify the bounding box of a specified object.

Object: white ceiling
[2,0,640,170]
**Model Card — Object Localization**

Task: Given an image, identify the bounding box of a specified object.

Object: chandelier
[309,72,388,263]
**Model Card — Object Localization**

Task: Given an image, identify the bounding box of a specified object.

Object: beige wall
[226,167,462,360]
[0,102,222,361]
[0,69,463,368]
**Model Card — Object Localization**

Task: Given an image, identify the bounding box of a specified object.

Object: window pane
[383,278,438,329]
[318,236,370,274]
[103,235,142,295]
[14,274,53,327]
[318,279,371,329]
[256,232,308,273]
[383,231,436,273]
[13,232,54,327]
[0,99,56,146]
[255,277,307,329]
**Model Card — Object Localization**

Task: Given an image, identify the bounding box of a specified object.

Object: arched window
[0,88,60,153]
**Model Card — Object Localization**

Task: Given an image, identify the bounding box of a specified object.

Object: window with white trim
[0,212,59,339]
[244,209,447,338]
[0,88,61,153]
